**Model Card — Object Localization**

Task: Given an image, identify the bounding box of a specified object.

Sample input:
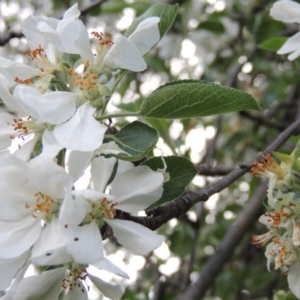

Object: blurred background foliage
[1,0,300,299]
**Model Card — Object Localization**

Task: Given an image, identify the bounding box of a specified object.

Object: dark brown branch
[174,182,268,300]
[239,111,288,130]
[0,0,107,46]
[116,117,300,230]
[197,164,234,176]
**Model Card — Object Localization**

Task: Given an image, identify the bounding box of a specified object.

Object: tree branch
[173,182,268,300]
[116,117,300,230]
[196,164,234,176]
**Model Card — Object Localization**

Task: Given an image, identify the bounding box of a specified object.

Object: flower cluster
[251,147,300,298]
[0,4,165,300]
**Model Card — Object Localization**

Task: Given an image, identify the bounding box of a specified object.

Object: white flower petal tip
[128,17,161,55]
[104,36,147,72]
[112,165,164,213]
[89,274,123,300]
[276,32,300,60]
[288,263,300,298]
[93,257,130,279]
[106,219,165,255]
[270,0,300,23]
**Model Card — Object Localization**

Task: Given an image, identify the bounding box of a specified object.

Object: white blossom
[270,0,300,60]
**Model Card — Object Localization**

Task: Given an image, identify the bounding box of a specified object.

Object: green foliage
[142,156,197,209]
[197,21,225,34]
[140,80,260,119]
[259,37,288,51]
[100,0,150,14]
[105,121,158,161]
[125,4,178,39]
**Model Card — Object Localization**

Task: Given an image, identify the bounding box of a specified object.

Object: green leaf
[282,294,299,300]
[259,37,287,51]
[273,151,292,165]
[125,4,178,39]
[100,0,127,14]
[142,156,197,209]
[146,118,176,154]
[140,80,260,119]
[198,21,225,34]
[105,121,158,161]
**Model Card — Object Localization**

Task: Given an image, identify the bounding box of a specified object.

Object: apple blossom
[8,264,124,300]
[22,3,92,65]
[0,154,73,259]
[59,157,165,257]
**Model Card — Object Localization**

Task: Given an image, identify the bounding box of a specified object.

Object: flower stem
[101,70,129,115]
[96,111,140,121]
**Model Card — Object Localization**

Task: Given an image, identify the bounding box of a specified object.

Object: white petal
[54,102,107,151]
[277,32,300,55]
[37,21,59,45]
[106,219,164,255]
[0,250,29,290]
[25,3,93,63]
[31,219,72,265]
[13,133,40,161]
[65,222,104,264]
[1,260,29,300]
[66,285,88,300]
[0,217,41,259]
[0,112,16,150]
[288,47,300,60]
[288,263,300,298]
[112,165,164,213]
[270,0,300,23]
[0,57,40,87]
[61,3,80,20]
[0,74,27,114]
[22,16,58,45]
[59,20,93,61]
[88,273,123,300]
[91,156,117,192]
[128,17,160,55]
[14,85,78,124]
[67,150,93,181]
[28,155,73,199]
[103,36,147,71]
[59,193,91,228]
[41,130,64,158]
[92,257,129,279]
[115,160,134,175]
[0,155,37,220]
[36,91,77,124]
[12,268,66,300]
